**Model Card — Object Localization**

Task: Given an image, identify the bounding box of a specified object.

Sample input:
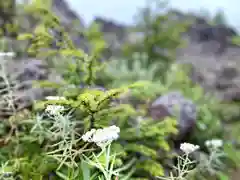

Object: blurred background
[70,0,240,29]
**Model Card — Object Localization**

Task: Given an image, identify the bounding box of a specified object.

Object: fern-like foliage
[101,52,161,87]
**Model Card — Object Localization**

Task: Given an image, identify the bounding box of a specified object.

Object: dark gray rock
[215,63,239,90]
[149,91,197,140]
[223,88,240,102]
[188,18,237,55]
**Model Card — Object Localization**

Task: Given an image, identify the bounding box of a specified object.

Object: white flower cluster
[82,125,120,147]
[180,142,200,154]
[45,105,64,115]
[205,139,223,149]
[46,96,66,101]
[0,52,15,57]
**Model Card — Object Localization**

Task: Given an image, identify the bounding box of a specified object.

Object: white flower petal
[81,126,120,147]
[46,96,66,101]
[180,142,199,154]
[45,105,64,115]
[205,139,223,148]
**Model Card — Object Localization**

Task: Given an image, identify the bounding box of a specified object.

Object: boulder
[149,91,197,140]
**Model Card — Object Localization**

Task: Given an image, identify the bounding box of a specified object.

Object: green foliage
[18,0,107,85]
[33,82,178,178]
[100,56,224,146]
[123,0,188,80]
[0,0,18,37]
[100,52,161,87]
[99,51,239,179]
[0,1,28,57]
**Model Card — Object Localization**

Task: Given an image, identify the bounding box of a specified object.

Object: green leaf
[217,172,229,180]
[60,49,85,57]
[17,33,33,40]
[81,161,91,180]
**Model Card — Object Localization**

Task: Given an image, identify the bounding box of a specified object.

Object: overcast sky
[68,0,240,29]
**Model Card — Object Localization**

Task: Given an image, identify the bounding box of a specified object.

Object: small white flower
[81,125,120,147]
[205,139,223,149]
[0,52,15,57]
[107,125,120,133]
[180,142,200,154]
[82,129,96,142]
[45,105,64,115]
[46,96,66,101]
